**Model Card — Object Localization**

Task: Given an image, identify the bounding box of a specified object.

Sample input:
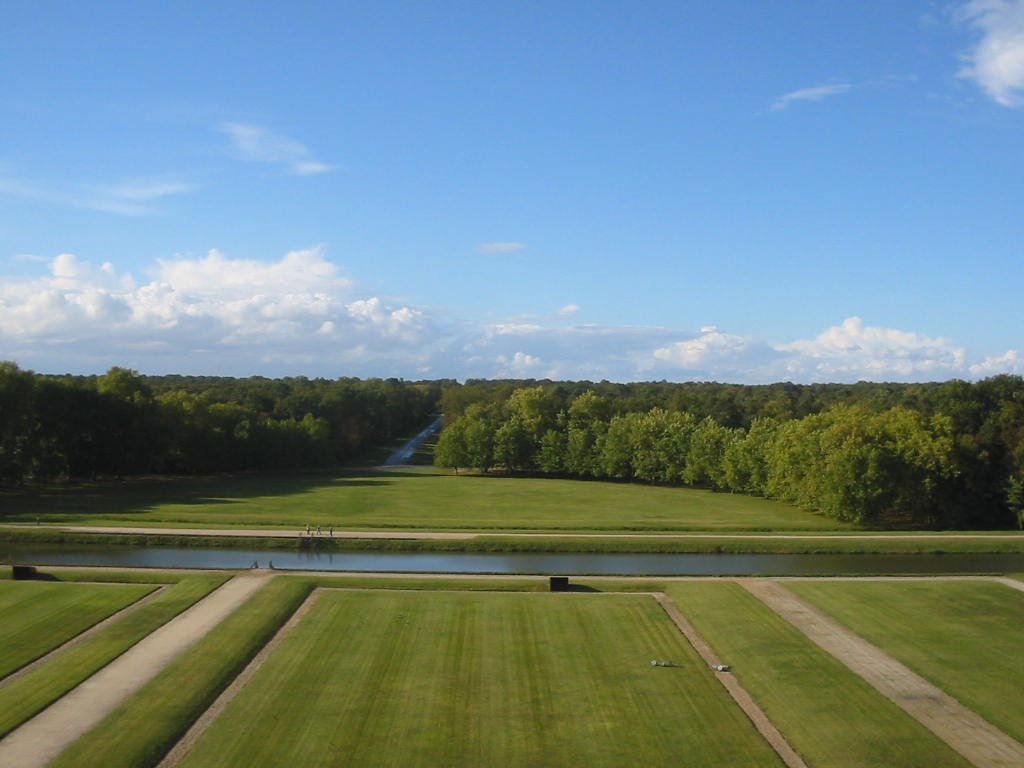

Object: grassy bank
[0,469,846,532]
[5,526,1024,554]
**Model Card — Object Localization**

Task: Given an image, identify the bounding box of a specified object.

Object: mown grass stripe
[666,581,972,768]
[0,580,157,680]
[786,579,1024,745]
[49,576,315,768]
[175,590,781,768]
[0,574,228,739]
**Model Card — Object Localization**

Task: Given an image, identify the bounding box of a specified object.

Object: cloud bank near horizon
[1,249,1020,383]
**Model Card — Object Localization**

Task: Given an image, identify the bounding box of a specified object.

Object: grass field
[666,582,971,768]
[0,469,843,532]
[787,579,1024,743]
[0,580,155,679]
[0,573,228,738]
[5,570,1022,767]
[175,589,782,768]
[50,576,316,768]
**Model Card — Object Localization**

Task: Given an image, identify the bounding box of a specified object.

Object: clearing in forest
[0,469,842,532]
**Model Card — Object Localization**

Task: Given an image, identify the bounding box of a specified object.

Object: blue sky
[1,1,1022,382]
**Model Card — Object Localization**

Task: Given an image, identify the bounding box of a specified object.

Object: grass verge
[0,573,228,738]
[787,579,1024,743]
[0,580,156,679]
[5,527,1024,554]
[666,582,971,768]
[49,576,314,768]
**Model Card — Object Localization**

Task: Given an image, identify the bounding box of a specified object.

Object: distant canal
[4,543,1024,575]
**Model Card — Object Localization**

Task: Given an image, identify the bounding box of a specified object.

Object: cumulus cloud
[1,255,1020,384]
[477,242,527,254]
[495,351,543,377]
[776,317,967,379]
[0,249,430,376]
[558,304,580,317]
[655,330,762,368]
[219,123,334,175]
[957,0,1024,107]
[770,83,852,111]
[969,349,1024,377]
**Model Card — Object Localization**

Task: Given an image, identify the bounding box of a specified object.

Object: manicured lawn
[0,573,228,738]
[0,580,155,679]
[50,576,316,768]
[0,469,841,532]
[787,579,1024,743]
[666,582,971,768]
[177,590,782,767]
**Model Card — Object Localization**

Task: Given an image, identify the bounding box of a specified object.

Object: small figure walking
[305,523,311,536]
[329,526,334,537]
[316,525,322,536]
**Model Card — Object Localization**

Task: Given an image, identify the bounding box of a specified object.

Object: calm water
[4,543,1023,575]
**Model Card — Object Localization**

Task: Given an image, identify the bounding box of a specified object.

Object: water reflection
[3,543,1022,575]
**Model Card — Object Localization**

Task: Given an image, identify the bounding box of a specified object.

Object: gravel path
[653,593,807,768]
[0,585,169,690]
[742,579,1024,768]
[6,522,1023,541]
[157,587,322,768]
[0,573,270,768]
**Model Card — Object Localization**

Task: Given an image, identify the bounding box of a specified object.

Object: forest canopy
[0,362,441,480]
[433,377,1024,529]
[3,363,1022,529]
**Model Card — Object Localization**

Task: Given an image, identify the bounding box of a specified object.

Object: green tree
[434,418,469,472]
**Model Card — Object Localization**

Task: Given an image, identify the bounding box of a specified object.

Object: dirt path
[742,579,1024,768]
[652,593,807,768]
[156,587,322,768]
[0,585,169,690]
[0,573,270,768]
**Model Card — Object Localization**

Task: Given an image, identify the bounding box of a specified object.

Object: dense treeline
[0,362,440,482]
[435,379,1024,529]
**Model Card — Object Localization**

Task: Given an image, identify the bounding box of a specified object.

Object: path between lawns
[157,587,322,768]
[0,573,270,768]
[653,593,807,768]
[6,523,1024,541]
[741,579,1024,768]
[0,584,170,691]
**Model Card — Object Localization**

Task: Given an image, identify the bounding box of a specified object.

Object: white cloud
[957,0,1024,107]
[558,304,580,317]
[770,84,852,111]
[655,330,757,368]
[0,174,194,216]
[969,349,1024,377]
[477,242,527,254]
[219,123,334,175]
[495,351,543,376]
[1,256,1020,384]
[0,249,431,376]
[775,317,968,380]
